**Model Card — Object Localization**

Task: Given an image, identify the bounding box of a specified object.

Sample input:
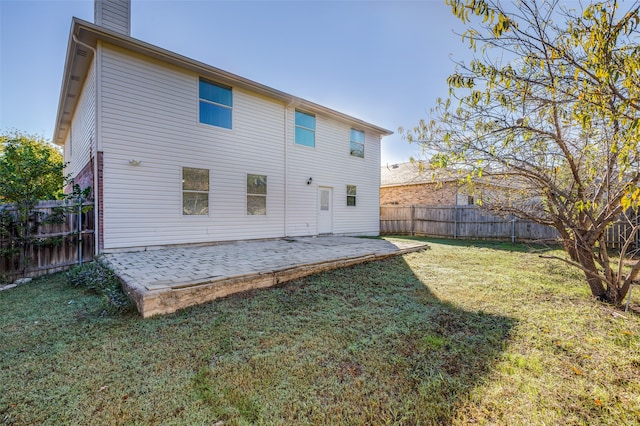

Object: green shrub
[66,262,133,314]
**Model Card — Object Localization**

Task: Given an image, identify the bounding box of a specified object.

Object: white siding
[94,0,130,35]
[285,108,380,237]
[66,61,96,180]
[98,43,381,250]
[99,44,285,249]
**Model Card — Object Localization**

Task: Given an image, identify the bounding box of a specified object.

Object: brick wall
[380,182,459,206]
[64,159,94,196]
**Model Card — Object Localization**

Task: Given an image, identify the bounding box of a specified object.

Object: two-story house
[54,0,392,253]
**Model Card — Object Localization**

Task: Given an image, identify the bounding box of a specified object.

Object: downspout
[73,34,100,256]
[284,98,295,237]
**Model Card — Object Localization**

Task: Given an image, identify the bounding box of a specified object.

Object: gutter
[72,34,100,256]
[284,98,296,237]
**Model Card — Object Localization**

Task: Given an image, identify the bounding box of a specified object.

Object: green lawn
[1,238,639,425]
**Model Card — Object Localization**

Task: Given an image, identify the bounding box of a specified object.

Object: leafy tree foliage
[0,132,67,277]
[0,131,66,204]
[404,0,640,304]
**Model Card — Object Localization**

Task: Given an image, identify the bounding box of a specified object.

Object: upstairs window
[350,129,364,158]
[247,174,267,215]
[182,167,209,215]
[347,185,357,206]
[199,79,232,129]
[295,110,315,147]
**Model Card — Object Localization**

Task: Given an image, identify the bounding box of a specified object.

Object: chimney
[95,0,131,36]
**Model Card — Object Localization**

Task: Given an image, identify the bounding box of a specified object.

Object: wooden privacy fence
[380,205,559,242]
[381,205,640,249]
[603,216,640,251]
[0,200,94,282]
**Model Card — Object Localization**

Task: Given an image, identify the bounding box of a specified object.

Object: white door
[318,187,333,234]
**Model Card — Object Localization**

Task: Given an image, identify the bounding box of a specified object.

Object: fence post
[410,205,415,236]
[511,215,516,243]
[454,205,458,239]
[77,196,83,266]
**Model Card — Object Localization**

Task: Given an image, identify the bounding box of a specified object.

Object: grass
[1,237,639,425]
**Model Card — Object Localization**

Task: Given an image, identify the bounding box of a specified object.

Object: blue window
[199,79,232,129]
[295,110,315,147]
[350,129,365,158]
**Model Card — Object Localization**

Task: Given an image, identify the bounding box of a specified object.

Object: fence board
[381,205,558,242]
[0,200,94,281]
[381,205,636,248]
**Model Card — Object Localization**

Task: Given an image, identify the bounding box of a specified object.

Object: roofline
[381,178,520,190]
[53,20,83,146]
[380,179,461,188]
[53,18,393,145]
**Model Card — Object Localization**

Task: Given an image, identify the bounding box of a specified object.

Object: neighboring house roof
[381,162,465,187]
[381,161,522,191]
[53,18,393,146]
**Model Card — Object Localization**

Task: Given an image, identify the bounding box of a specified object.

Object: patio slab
[99,236,428,317]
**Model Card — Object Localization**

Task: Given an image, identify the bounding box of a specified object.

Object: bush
[66,262,133,314]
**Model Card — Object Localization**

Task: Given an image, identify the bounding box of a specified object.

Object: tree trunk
[605,286,625,305]
[563,238,578,262]
[575,244,608,301]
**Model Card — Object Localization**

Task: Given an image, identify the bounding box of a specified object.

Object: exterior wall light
[307,177,313,185]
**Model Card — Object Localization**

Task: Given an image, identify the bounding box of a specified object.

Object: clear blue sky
[0,0,472,165]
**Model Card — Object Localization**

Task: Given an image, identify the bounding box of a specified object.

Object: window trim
[198,78,233,129]
[182,166,210,216]
[246,173,267,216]
[294,110,316,148]
[350,129,365,158]
[346,185,357,207]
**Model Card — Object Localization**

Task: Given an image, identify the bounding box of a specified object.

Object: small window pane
[350,129,365,143]
[247,174,267,195]
[320,190,329,211]
[347,185,356,207]
[199,80,232,106]
[183,167,209,191]
[295,127,315,147]
[295,111,315,129]
[247,195,266,215]
[200,102,232,129]
[350,141,364,158]
[183,192,209,215]
[350,129,364,158]
[295,111,315,147]
[247,174,267,215]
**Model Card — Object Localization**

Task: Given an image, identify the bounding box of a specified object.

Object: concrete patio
[100,236,428,317]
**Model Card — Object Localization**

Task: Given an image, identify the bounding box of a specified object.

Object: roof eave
[53,18,393,146]
[53,19,84,146]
